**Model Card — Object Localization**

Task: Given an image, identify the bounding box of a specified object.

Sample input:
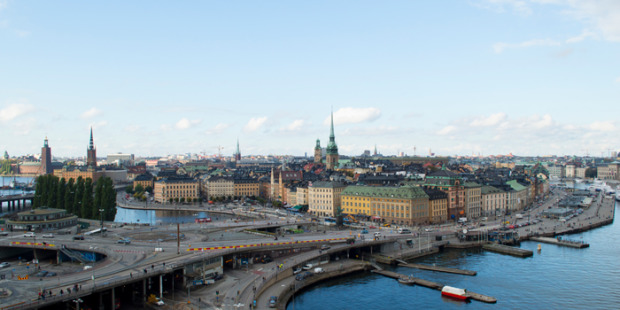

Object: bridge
[0,194,34,212]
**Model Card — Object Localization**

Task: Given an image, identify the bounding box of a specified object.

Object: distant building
[234,139,241,161]
[308,181,346,217]
[133,173,155,190]
[424,167,465,221]
[41,137,53,174]
[107,153,134,166]
[314,139,322,164]
[154,177,200,203]
[86,127,97,168]
[481,185,506,217]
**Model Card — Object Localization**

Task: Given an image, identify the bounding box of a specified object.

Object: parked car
[0,232,9,236]
[295,271,314,281]
[313,267,325,274]
[45,271,57,277]
[269,296,278,308]
[23,232,35,238]
[35,270,48,277]
[117,239,131,244]
[293,267,302,274]
[320,244,331,250]
[73,235,84,240]
[0,262,10,268]
[302,263,313,270]
[42,233,54,238]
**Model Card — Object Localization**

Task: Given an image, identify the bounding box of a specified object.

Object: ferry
[195,217,212,223]
[441,286,469,301]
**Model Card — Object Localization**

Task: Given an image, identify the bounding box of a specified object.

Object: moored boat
[398,276,415,285]
[441,286,469,301]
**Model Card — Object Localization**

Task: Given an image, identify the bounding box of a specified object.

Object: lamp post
[72,298,83,310]
[99,209,104,236]
[89,246,97,288]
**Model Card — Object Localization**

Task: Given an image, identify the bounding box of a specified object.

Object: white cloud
[589,121,616,132]
[325,107,381,126]
[470,113,507,127]
[493,39,561,53]
[284,119,305,132]
[206,123,230,134]
[0,103,34,122]
[81,107,103,119]
[175,118,202,130]
[566,29,596,43]
[244,117,268,133]
[437,125,458,135]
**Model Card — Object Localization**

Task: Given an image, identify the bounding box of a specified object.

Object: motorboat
[441,286,469,301]
[398,276,415,285]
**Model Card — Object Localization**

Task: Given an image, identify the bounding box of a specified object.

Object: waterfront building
[6,207,78,231]
[481,185,507,217]
[325,111,339,170]
[597,161,620,180]
[154,177,200,203]
[424,167,465,221]
[54,166,103,184]
[233,177,259,198]
[133,173,155,190]
[506,180,529,211]
[202,176,235,200]
[341,185,430,225]
[424,188,448,224]
[464,182,482,219]
[308,181,346,217]
[41,137,52,175]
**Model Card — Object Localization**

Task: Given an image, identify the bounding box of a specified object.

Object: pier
[530,237,589,248]
[482,243,533,257]
[371,269,496,303]
[397,262,477,276]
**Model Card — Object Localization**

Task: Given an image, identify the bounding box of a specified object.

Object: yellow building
[133,173,154,190]
[308,181,346,217]
[154,177,200,203]
[233,178,259,198]
[341,185,430,226]
[202,176,234,199]
[54,167,103,183]
[423,188,448,224]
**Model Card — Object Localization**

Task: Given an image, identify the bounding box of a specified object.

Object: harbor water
[288,202,620,310]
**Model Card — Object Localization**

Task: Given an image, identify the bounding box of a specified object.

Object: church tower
[234,138,241,161]
[325,110,339,170]
[41,137,52,174]
[86,127,97,169]
[314,139,322,163]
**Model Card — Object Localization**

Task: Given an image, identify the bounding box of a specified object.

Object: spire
[329,109,335,142]
[326,109,338,155]
[43,136,48,148]
[88,127,94,150]
[236,138,240,154]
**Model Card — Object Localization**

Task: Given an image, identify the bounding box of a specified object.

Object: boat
[397,276,415,285]
[616,192,620,202]
[441,286,469,301]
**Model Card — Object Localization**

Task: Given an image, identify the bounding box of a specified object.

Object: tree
[169,198,174,204]
[134,184,144,194]
[73,177,84,218]
[94,179,104,214]
[145,186,153,194]
[103,177,117,221]
[125,185,133,194]
[335,205,344,227]
[56,178,66,210]
[33,175,44,208]
[180,197,185,204]
[83,178,94,219]
[65,178,75,214]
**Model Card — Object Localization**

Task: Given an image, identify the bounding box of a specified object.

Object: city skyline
[1,1,619,158]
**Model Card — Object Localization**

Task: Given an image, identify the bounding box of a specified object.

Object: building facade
[308,181,346,217]
[464,182,482,219]
[154,177,200,203]
[424,188,448,224]
[424,168,465,221]
[481,185,507,217]
[233,178,259,198]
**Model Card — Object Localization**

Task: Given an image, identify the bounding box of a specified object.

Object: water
[113,206,237,225]
[289,202,620,310]
[0,176,35,215]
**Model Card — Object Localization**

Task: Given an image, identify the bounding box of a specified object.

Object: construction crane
[217,146,224,160]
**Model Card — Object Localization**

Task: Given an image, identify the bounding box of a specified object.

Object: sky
[1,1,619,158]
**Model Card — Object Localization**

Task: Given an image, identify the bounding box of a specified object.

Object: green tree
[169,198,173,204]
[33,175,44,208]
[73,177,84,217]
[134,183,144,194]
[145,186,153,194]
[65,178,75,214]
[83,178,94,219]
[125,184,133,194]
[94,178,104,213]
[56,178,66,210]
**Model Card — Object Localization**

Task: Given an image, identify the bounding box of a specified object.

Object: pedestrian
[163,262,165,267]
[130,272,132,278]
[151,264,154,270]
[60,289,63,296]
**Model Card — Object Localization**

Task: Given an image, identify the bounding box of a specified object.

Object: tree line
[33,174,117,221]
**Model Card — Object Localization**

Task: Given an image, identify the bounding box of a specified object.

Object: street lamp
[99,209,104,236]
[72,298,83,310]
[89,246,97,287]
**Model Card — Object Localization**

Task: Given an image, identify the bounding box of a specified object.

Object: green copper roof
[341,185,428,200]
[326,110,338,154]
[506,180,528,191]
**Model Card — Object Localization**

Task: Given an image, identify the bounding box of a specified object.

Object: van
[398,228,412,234]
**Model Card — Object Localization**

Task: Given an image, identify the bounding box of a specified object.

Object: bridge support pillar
[99,291,103,310]
[111,287,115,310]
[159,274,163,299]
[143,278,147,306]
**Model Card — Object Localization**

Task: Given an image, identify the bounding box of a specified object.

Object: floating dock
[397,263,477,276]
[371,269,496,303]
[482,243,533,257]
[530,237,589,248]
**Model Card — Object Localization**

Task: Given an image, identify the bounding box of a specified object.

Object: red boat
[441,286,469,301]
[195,218,212,223]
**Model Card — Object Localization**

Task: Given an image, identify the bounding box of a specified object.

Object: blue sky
[1,1,619,158]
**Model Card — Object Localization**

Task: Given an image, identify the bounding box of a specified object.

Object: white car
[42,233,54,238]
[302,263,313,270]
[155,298,165,306]
[0,262,10,268]
[24,232,35,238]
[313,267,325,274]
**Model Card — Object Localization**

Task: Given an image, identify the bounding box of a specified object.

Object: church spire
[329,109,335,142]
[235,138,241,161]
[88,127,94,151]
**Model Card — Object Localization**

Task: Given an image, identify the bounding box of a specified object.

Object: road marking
[186,237,349,251]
